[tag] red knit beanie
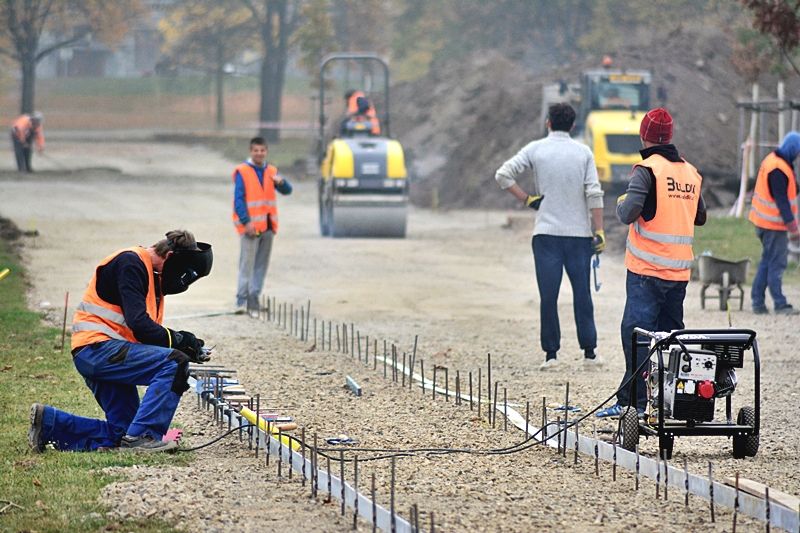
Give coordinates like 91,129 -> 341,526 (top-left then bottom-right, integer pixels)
639,107 -> 673,144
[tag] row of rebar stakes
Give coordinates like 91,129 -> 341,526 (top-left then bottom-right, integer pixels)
259,296 -> 439,532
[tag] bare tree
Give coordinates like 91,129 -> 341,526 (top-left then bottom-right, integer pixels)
0,1 -> 143,113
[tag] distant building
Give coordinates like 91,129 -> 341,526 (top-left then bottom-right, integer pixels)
37,0 -> 172,79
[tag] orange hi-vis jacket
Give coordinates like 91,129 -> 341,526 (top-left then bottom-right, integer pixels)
232,163 -> 279,235
749,152 -> 798,231
625,154 -> 703,282
11,114 -> 44,148
346,91 -> 381,135
71,247 -> 164,351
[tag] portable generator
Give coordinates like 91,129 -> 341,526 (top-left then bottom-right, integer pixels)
618,328 -> 760,460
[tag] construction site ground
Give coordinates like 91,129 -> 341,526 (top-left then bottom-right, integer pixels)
2,139 -> 796,531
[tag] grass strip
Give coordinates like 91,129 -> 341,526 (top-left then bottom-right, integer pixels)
0,229 -> 185,532
694,215 -> 799,283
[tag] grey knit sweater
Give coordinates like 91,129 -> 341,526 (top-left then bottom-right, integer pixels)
495,131 -> 604,237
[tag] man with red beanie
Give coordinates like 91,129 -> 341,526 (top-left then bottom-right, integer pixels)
597,107 -> 707,418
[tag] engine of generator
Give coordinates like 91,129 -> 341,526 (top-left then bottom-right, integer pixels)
649,346 -> 739,422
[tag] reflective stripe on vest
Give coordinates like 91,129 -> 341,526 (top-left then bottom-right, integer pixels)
76,301 -> 127,326
748,152 -> 798,231
626,239 -> 694,269
232,163 -> 279,235
624,153 -> 702,282
70,247 -> 164,351
72,321 -> 128,341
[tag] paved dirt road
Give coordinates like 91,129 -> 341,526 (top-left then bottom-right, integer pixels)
2,140 -> 795,531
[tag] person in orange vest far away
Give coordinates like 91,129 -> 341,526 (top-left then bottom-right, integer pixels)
341,89 -> 381,136
232,136 -> 292,317
28,230 -> 213,453
749,132 -> 800,315
597,107 -> 707,418
10,111 -> 44,172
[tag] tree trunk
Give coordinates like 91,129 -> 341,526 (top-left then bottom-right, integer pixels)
20,53 -> 37,114
258,0 -> 290,143
215,40 -> 225,130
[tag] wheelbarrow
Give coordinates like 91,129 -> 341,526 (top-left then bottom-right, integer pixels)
698,255 -> 749,311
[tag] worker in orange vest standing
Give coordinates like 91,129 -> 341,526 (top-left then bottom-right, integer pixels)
10,111 -> 44,172
749,132 -> 800,315
597,108 -> 707,418
232,136 -> 292,317
28,230 -> 213,452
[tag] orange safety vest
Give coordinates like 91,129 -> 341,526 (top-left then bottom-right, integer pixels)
11,115 -> 44,148
232,163 -> 279,235
748,152 -> 798,231
625,154 -> 703,282
346,91 -> 381,135
71,247 -> 164,351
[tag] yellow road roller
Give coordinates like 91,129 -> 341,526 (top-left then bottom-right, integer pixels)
317,53 -> 409,238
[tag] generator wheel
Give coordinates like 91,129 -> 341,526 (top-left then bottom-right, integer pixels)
658,434 -> 674,460
618,409 -> 640,452
732,406 -> 759,458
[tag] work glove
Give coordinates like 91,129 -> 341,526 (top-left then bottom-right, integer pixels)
173,330 -> 209,363
592,230 -> 606,254
616,193 -> 628,205
525,194 -> 544,210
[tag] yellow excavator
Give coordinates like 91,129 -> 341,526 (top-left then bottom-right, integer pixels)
316,53 -> 409,238
542,65 -> 652,187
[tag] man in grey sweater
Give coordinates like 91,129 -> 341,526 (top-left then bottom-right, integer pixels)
495,103 -> 605,370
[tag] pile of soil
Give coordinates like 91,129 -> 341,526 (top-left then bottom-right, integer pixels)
393,24 -> 798,210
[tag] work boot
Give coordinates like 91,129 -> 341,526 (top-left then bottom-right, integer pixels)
752,306 -> 768,315
28,403 -> 45,453
119,434 -> 178,453
775,304 -> 800,316
582,354 -> 604,369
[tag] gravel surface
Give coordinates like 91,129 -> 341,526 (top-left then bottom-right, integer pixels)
3,140 -> 794,531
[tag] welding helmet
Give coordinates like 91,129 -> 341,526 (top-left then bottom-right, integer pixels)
161,241 -> 213,295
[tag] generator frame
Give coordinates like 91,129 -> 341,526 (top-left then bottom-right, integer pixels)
623,327 -> 760,459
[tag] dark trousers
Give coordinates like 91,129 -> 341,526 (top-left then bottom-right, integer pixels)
617,271 -> 687,409
11,133 -> 31,172
532,234 -> 596,357
751,227 -> 789,310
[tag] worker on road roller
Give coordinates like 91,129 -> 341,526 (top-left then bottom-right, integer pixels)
28,230 -> 213,453
341,89 -> 381,136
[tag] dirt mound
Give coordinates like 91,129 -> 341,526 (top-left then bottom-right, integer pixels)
394,51 -> 541,209
394,25 -> 798,209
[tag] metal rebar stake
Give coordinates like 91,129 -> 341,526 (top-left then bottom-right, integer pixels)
350,323 -> 355,356
573,419 -> 579,465
733,472 -> 739,532
656,457 -> 661,499
563,382 -> 570,455
765,486 -> 770,533
492,381 -> 499,429
709,461 -> 715,523
371,473 -> 377,533
469,371 -> 473,410
612,442 -> 617,481
402,353 -> 406,387
487,353 -> 492,423
556,416 -> 561,455
664,458 -> 668,501
390,457 -> 397,533
635,445 -> 640,491
266,420 -> 271,465
683,458 -> 689,507
255,394 -> 260,459
594,423 -> 599,476
326,455 -> 332,503
420,359 -> 425,395
301,426 -> 306,485
340,450 -> 346,515
445,367 -> 449,401
503,387 -> 508,431
278,428 -> 283,477
353,455 -> 359,530
432,366 -> 437,400
455,371 -> 460,405
477,369 -> 482,418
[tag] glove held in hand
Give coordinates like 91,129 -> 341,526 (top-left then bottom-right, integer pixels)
173,330 -> 207,363
525,194 -> 544,210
